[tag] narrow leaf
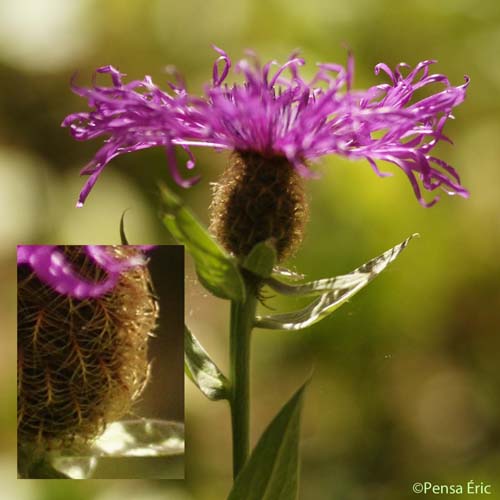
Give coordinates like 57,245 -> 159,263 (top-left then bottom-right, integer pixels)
160,184 -> 245,302
227,381 -> 307,500
242,241 -> 277,278
256,234 -> 417,331
119,210 -> 130,245
185,325 -> 230,401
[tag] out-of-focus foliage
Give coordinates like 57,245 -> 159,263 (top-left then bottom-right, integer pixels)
2,0 -> 500,497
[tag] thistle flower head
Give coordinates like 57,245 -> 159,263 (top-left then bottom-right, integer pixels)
63,46 -> 469,208
17,246 -> 158,450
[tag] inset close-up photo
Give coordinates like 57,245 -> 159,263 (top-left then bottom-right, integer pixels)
17,244 -> 184,479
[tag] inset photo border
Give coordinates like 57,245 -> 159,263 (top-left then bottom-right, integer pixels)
17,245 -> 184,479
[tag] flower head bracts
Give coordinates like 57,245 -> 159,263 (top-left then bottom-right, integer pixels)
63,47 -> 469,207
17,245 -> 154,299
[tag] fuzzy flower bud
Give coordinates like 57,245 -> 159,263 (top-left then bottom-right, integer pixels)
210,152 -> 308,261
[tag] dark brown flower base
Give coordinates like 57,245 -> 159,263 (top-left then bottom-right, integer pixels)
210,151 -> 309,263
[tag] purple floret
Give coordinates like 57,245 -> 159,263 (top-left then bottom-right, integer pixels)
17,245 -> 153,299
63,46 -> 469,207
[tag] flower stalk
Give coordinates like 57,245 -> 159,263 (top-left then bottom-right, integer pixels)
229,275 -> 259,478
18,445 -> 70,479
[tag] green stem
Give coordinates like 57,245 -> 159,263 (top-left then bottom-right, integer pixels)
229,277 -> 259,479
18,446 -> 70,478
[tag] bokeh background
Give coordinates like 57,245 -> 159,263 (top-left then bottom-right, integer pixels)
1,0 -> 499,498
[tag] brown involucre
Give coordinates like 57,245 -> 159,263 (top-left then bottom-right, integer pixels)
17,246 -> 158,450
210,151 -> 309,262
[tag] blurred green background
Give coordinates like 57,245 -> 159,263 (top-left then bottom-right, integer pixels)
2,0 -> 499,498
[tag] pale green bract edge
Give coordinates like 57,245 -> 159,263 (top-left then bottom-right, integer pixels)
185,325 -> 230,401
227,381 -> 307,500
159,184 -> 245,302
255,234 -> 418,331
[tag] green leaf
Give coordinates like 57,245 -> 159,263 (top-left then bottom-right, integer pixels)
185,325 -> 230,401
256,234 -> 417,331
228,381 -> 307,500
160,184 -> 245,302
242,241 -> 277,278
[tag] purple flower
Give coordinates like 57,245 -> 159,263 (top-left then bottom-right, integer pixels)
17,245 -> 154,299
63,47 -> 469,207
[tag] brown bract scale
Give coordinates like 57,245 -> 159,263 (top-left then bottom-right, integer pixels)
210,152 -> 309,263
17,246 -> 158,451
